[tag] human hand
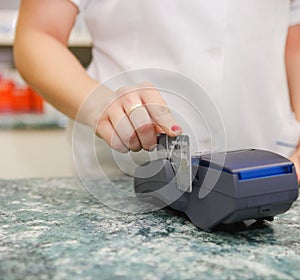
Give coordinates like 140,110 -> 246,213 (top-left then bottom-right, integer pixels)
289,141 -> 300,184
95,82 -> 183,153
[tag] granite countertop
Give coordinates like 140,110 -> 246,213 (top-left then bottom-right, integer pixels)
0,177 -> 299,280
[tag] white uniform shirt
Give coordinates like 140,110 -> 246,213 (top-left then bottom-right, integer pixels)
70,0 -> 300,174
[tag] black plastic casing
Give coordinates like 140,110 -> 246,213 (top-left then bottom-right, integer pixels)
134,149 -> 299,231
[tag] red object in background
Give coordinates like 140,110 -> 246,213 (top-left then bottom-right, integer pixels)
12,87 -> 31,113
0,78 -> 44,114
28,88 -> 44,113
0,79 -> 15,113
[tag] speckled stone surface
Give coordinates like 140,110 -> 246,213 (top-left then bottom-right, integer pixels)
0,177 -> 299,280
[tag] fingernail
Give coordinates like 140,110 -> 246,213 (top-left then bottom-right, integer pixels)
171,125 -> 182,132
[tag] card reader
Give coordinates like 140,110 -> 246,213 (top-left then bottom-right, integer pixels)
134,135 -> 299,232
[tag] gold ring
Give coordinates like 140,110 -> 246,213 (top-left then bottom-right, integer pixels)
127,104 -> 144,116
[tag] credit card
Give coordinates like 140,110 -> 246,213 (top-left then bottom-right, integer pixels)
157,134 -> 192,192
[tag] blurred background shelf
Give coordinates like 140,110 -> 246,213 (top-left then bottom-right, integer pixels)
0,8 -> 92,67
0,0 -> 91,178
0,112 -> 68,129
0,10 -> 93,47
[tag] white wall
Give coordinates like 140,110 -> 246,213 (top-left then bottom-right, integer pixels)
0,130 -> 74,178
0,0 -> 19,9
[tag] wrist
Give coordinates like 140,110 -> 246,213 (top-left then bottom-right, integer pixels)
75,83 -> 115,131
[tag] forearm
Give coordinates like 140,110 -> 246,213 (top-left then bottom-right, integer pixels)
14,30 -> 99,122
285,25 -> 300,122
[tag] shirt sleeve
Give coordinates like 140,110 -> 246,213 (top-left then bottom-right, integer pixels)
290,0 -> 300,26
69,0 -> 89,11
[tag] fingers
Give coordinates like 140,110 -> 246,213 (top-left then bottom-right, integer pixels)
123,95 -> 157,151
108,105 -> 142,152
139,83 -> 183,136
96,119 -> 129,153
95,82 -> 182,152
97,101 -> 156,152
